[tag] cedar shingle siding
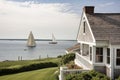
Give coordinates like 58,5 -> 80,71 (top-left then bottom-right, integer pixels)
77,16 -> 94,43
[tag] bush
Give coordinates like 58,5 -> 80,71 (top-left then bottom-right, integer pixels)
65,70 -> 110,80
57,55 -> 62,58
61,53 -> 75,64
117,76 -> 120,80
0,62 -> 58,76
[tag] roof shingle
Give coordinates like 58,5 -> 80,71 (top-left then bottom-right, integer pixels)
86,13 -> 120,44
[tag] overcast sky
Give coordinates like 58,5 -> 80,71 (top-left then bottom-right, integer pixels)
0,0 -> 120,40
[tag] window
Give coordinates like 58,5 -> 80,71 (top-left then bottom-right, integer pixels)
83,21 -> 85,33
107,48 -> 110,64
96,47 -> 103,62
90,47 -> 92,61
79,45 -> 81,55
116,49 -> 120,65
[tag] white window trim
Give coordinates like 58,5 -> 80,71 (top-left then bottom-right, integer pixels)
94,63 -> 105,66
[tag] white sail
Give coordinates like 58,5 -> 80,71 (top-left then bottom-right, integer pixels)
27,31 -> 36,47
49,34 -> 57,44
52,34 -> 56,42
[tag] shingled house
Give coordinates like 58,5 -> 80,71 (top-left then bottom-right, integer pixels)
75,6 -> 120,79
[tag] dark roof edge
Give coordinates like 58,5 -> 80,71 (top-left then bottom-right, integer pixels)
89,13 -> 120,15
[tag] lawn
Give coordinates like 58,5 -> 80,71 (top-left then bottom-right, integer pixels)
0,67 -> 59,80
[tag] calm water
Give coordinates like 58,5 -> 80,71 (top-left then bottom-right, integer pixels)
0,40 -> 76,61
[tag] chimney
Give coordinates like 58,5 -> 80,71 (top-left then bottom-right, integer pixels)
83,6 -> 94,14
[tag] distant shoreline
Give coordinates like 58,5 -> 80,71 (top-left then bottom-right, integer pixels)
0,39 -> 76,41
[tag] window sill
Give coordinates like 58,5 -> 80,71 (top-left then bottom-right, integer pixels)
94,63 -> 105,66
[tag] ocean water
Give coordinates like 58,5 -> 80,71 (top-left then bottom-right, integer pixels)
0,40 -> 76,61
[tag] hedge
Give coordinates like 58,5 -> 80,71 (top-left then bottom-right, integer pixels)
65,70 -> 110,80
0,62 -> 58,76
61,53 -> 75,64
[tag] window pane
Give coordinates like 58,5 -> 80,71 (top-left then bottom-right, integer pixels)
107,48 -> 110,64
117,49 -> 120,57
96,47 -> 103,62
116,49 -> 120,65
100,48 -> 103,55
90,47 -> 92,61
90,47 -> 92,54
107,57 -> 110,64
83,22 -> 85,33
96,56 -> 103,62
116,58 -> 120,65
90,55 -> 92,61
96,48 -> 103,55
107,48 -> 110,56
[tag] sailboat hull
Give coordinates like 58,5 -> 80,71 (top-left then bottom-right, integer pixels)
27,44 -> 36,47
49,42 -> 57,44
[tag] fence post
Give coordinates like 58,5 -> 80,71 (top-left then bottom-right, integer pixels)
59,67 -> 68,80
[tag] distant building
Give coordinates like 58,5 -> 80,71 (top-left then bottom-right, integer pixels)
75,6 -> 120,79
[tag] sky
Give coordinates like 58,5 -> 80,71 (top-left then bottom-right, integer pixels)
0,0 -> 120,40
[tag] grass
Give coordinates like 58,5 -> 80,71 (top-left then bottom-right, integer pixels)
0,67 -> 59,80
0,58 -> 60,69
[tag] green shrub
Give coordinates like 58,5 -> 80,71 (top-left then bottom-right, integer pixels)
61,53 -> 75,64
0,62 -> 58,76
57,55 -> 62,58
117,76 -> 120,80
65,74 -> 82,80
65,70 -> 110,80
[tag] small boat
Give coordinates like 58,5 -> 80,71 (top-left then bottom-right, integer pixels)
27,31 -> 36,47
24,49 -> 27,51
49,34 -> 57,44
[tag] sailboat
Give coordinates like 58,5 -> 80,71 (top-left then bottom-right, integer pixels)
27,31 -> 36,47
49,34 -> 57,44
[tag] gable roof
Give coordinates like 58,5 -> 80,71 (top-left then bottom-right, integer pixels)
86,13 -> 120,45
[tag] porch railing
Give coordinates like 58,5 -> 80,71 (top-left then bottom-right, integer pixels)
75,52 -> 93,69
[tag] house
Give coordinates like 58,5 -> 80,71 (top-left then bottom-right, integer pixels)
75,6 -> 120,79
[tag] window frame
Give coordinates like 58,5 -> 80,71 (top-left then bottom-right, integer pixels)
95,47 -> 103,63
